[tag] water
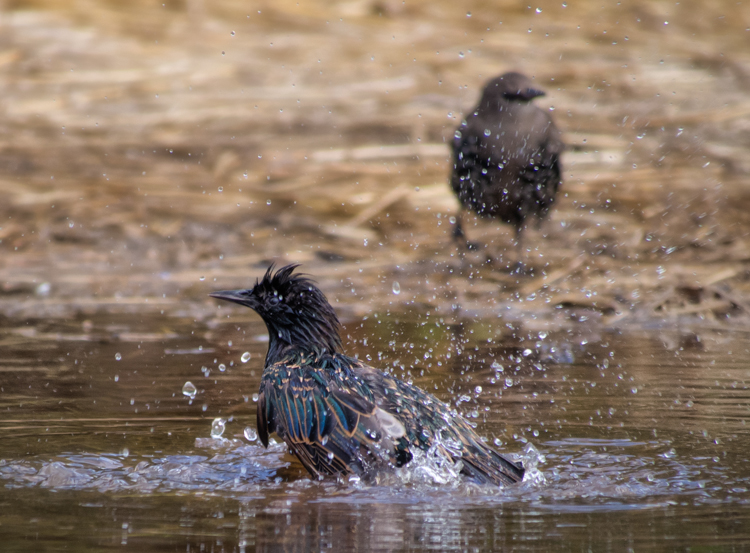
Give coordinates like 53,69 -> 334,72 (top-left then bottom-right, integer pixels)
2,314 -> 749,551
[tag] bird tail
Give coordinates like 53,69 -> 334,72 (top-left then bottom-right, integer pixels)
461,446 -> 525,486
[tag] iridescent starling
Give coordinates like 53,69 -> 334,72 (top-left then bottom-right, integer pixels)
451,72 -> 563,251
210,264 -> 524,485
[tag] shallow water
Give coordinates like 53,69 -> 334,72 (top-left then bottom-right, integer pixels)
2,314 -> 750,551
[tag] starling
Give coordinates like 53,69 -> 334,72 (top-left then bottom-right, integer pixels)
451,71 -> 563,253
210,264 -> 524,486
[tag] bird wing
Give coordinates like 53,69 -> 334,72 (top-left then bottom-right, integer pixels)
256,361 -> 409,478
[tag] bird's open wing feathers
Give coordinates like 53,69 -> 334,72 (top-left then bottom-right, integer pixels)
257,362 -> 408,477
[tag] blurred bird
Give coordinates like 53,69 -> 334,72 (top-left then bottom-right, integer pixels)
210,264 -> 524,486
450,72 -> 563,258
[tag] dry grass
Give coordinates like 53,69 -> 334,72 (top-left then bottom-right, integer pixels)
0,0 -> 749,328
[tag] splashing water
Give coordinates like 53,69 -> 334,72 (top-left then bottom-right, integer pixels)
182,381 -> 197,399
0,442 -> 288,493
519,442 -> 547,486
244,427 -> 258,442
210,418 -> 226,438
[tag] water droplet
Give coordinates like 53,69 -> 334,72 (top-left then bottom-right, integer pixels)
327,451 -> 335,461
69,221 -> 75,228
454,130 -> 462,139
115,353 -> 122,361
199,276 -> 205,281
230,30 -> 235,36
241,352 -> 252,363
474,386 -> 482,394
662,448 -> 677,459
484,128 -> 491,136
36,282 -> 51,296
266,200 -> 272,205
535,7 -> 542,13
321,435 -> 329,446
458,52 -> 465,58
466,11 -> 471,17
243,427 -> 258,442
493,437 -> 503,446
392,282 -> 401,295
210,418 -> 226,438
218,186 -> 223,192
114,375 -> 119,382
182,381 -> 197,399
219,363 -> 226,372
505,377 -> 514,387
252,393 -> 259,402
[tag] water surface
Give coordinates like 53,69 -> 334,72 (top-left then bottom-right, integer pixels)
2,314 -> 749,551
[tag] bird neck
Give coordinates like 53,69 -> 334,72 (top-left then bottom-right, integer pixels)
478,95 -> 508,113
263,319 -> 343,366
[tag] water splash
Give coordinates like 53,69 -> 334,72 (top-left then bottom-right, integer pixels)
210,418 -> 226,438
182,381 -> 197,399
0,441 -> 288,493
519,442 -> 547,486
244,427 -> 258,442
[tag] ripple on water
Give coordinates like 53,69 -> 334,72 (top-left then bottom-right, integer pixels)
0,439 -> 288,494
1,436 -> 748,509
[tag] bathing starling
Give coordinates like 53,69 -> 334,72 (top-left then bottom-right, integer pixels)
451,72 -> 563,252
210,264 -> 524,486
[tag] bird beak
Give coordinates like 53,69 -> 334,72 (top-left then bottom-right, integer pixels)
521,88 -> 545,100
209,289 -> 253,307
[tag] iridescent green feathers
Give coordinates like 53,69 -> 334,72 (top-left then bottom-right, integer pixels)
211,264 -> 524,485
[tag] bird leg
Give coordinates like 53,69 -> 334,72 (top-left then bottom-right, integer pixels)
452,210 -> 482,252
509,226 -> 529,275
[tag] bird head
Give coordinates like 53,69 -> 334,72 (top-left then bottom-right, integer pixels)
480,72 -> 545,106
210,264 -> 342,357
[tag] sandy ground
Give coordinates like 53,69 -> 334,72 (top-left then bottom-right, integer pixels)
1,0 -> 749,329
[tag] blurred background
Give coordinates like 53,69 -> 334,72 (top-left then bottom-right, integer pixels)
1,0 -> 749,326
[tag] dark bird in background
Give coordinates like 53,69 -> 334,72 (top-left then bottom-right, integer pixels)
450,71 -> 564,258
210,264 -> 524,486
